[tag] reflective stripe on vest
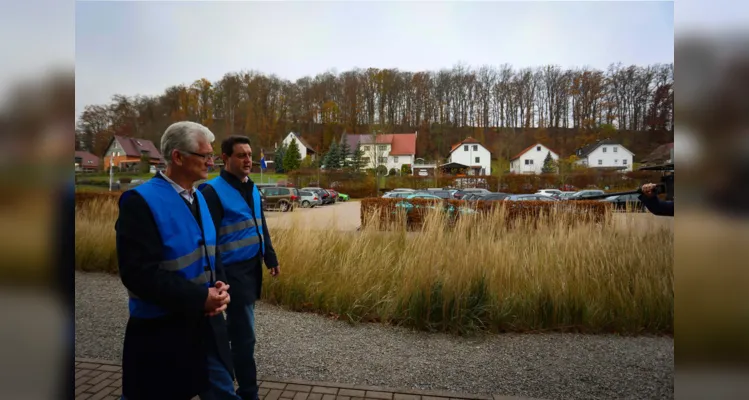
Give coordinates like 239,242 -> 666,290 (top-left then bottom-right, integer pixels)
204,175 -> 265,265
123,177 -> 217,318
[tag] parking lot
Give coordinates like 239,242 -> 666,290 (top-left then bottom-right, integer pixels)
265,200 -> 361,231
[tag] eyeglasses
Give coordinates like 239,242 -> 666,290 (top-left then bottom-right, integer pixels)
180,150 -> 214,162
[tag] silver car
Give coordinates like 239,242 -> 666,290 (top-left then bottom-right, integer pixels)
299,190 -> 322,208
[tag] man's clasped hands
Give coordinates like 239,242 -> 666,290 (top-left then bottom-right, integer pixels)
205,281 -> 231,317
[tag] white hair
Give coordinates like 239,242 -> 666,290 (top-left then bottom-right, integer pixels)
161,121 -> 215,164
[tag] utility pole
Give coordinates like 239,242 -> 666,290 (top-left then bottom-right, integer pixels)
108,153 -> 114,192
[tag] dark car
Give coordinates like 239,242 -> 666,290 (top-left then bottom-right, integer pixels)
600,193 -> 645,211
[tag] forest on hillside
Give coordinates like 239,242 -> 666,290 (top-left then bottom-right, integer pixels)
75,62 -> 673,161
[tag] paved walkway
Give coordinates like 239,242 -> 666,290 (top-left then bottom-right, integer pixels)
75,358 -> 540,400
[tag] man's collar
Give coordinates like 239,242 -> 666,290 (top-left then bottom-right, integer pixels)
220,168 -> 252,185
158,170 -> 195,195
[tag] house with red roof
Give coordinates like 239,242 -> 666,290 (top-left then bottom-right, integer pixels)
441,137 -> 491,176
75,151 -> 100,172
341,132 -> 417,174
102,135 -> 165,171
510,143 -> 560,174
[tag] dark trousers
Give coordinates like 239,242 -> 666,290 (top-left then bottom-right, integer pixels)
226,300 -> 258,400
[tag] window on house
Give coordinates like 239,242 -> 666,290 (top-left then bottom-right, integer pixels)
363,146 -> 370,151
475,157 -> 480,163
598,159 -> 603,165
622,159 -> 628,165
393,156 -> 399,162
602,147 -> 607,153
473,145 -> 478,151
613,147 -> 618,153
525,159 -> 533,165
378,145 -> 387,151
378,157 -> 387,164
464,145 -> 468,151
615,159 -> 618,164
537,146 -> 541,151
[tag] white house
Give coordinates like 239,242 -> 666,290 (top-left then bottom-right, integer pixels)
510,143 -> 560,174
281,132 -> 317,161
341,132 -> 418,173
443,137 -> 491,176
574,139 -> 634,171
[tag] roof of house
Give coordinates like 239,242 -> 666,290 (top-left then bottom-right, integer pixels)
575,138 -> 632,158
110,135 -> 163,160
449,137 -> 483,153
75,151 -> 100,167
341,133 -> 417,156
288,132 -> 315,152
510,143 -> 559,161
642,142 -> 674,163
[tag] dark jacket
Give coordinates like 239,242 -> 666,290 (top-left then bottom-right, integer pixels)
200,169 -> 278,304
639,194 -> 674,217
116,173 -> 233,400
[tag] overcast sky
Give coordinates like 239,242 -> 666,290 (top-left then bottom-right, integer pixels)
70,0 -> 683,120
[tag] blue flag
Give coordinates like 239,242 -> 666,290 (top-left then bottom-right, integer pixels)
260,150 -> 267,170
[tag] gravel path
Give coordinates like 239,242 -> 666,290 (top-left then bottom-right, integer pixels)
76,271 -> 673,400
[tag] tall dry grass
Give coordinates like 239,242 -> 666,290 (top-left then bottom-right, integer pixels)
76,195 -> 673,335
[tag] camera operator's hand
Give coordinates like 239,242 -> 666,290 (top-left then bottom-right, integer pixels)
641,183 -> 657,198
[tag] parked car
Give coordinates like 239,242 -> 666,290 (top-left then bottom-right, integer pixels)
299,190 -> 322,208
382,191 -> 412,199
302,187 -> 333,204
326,189 -> 339,202
425,189 -> 456,199
568,190 -> 606,200
337,193 -> 350,201
600,193 -> 645,211
455,188 -> 492,200
504,194 -> 558,201
536,189 -> 562,197
259,186 -> 299,212
476,193 -> 509,202
552,191 -> 577,200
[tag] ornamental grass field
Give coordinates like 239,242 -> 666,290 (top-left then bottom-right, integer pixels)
75,193 -> 673,335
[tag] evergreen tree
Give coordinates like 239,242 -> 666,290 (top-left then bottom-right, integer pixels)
283,138 -> 302,172
350,142 -> 364,171
325,141 -> 341,170
542,151 -> 556,174
274,143 -> 287,173
339,133 -> 351,168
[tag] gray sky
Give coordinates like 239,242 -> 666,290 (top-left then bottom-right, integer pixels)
71,0 -> 680,120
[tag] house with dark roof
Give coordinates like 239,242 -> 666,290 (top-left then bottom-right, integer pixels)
641,142 -> 673,166
75,151 -> 100,172
340,132 -> 418,174
441,137 -> 492,176
281,132 -> 317,161
574,138 -> 634,171
102,135 -> 165,171
509,143 -> 559,174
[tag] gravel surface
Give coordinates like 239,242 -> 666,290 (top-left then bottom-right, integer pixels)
76,271 -> 673,400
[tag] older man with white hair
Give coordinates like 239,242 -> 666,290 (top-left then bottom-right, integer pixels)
116,121 -> 241,400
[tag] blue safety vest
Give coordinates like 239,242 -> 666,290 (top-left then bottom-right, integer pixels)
202,176 -> 265,265
121,177 -> 217,319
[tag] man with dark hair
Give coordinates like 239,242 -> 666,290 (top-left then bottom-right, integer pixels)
199,135 -> 279,400
639,182 -> 674,216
